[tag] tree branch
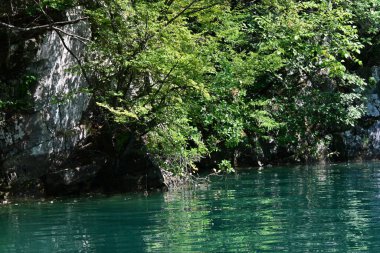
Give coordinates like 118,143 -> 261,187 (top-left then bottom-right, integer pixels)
54,29 -> 91,87
185,3 -> 220,15
52,26 -> 91,44
0,18 -> 88,32
165,0 -> 199,27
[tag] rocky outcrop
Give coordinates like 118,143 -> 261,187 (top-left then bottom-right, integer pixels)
0,7 -> 168,199
342,67 -> 380,160
0,7 -> 94,197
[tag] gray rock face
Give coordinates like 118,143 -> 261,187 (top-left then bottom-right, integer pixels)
0,7 -> 92,195
366,94 -> 380,118
343,67 -> 380,159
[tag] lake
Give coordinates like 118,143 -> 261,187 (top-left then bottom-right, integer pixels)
1,162 -> 380,252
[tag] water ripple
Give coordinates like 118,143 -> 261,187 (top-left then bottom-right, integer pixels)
1,162 -> 380,252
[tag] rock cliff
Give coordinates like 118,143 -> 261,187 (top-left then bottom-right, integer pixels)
0,7 -> 96,197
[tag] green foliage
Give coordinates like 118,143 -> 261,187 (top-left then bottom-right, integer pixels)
240,0 -> 367,160
0,74 -> 37,111
45,0 -> 77,9
19,0 -> 78,15
349,0 -> 380,40
84,0 -> 371,174
217,160 -> 235,173
85,0 -> 229,173
146,114 -> 208,175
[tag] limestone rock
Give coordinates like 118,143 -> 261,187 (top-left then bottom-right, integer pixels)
0,7 -> 93,196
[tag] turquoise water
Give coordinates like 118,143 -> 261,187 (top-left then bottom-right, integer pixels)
1,162 -> 380,252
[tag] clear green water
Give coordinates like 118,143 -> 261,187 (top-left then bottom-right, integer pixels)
2,162 -> 380,252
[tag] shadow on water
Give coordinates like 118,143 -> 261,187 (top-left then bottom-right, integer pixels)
1,162 -> 380,252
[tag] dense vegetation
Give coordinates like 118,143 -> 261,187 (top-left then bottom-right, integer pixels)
2,0 -> 380,176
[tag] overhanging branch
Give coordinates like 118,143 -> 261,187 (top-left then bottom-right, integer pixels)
52,26 -> 91,44
0,17 -> 88,32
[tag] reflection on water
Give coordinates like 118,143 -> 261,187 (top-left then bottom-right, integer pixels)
2,162 -> 380,252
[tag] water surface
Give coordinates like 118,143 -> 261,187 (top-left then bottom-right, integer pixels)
2,162 -> 380,252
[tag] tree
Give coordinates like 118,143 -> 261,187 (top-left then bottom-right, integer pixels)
85,0 -> 234,174
2,0 -> 372,175
240,0 -> 367,161
86,0 -> 370,172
